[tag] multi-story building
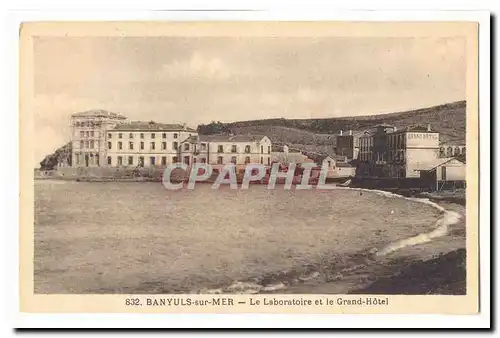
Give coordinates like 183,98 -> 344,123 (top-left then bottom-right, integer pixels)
70,110 -> 127,167
357,124 -> 440,178
70,109 -> 277,168
439,144 -> 466,158
105,121 -> 197,167
335,130 -> 358,161
180,134 -> 272,166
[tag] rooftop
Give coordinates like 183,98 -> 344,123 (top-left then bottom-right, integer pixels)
414,157 -> 464,171
183,134 -> 266,143
112,121 -> 197,132
71,110 -> 127,119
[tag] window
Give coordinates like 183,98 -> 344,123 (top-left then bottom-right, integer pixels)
107,156 -> 111,165
161,156 -> 167,165
217,156 -> 223,164
90,131 -> 94,137
184,143 -> 190,151
201,143 -> 207,151
80,141 -> 84,149
108,142 -> 112,149
129,133 -> 133,139
80,131 -> 84,138
267,157 -> 270,165
108,133 -> 112,139
85,131 -> 89,138
162,133 -> 166,139
261,146 -> 263,154
117,156 -> 123,165
184,156 -> 190,165
151,133 -> 156,139
218,145 -> 224,153
173,156 -> 178,163
200,158 -> 206,163
85,141 -> 89,149
245,156 -> 251,164
140,133 -> 144,139
260,156 -> 263,164
118,141 -> 123,150
140,142 -> 144,150
231,145 -> 237,153
150,156 -> 156,166
173,142 -> 178,150
268,146 -> 271,154
90,140 -> 94,148
139,156 -> 144,167
174,133 -> 178,139
462,147 -> 466,155
162,142 -> 167,150
454,147 -> 460,156
151,142 -> 155,150
245,145 -> 251,153
231,156 -> 237,164
118,133 -> 122,139
128,156 -> 133,165
129,142 -> 134,150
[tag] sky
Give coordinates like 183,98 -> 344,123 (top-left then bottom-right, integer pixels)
33,36 -> 466,161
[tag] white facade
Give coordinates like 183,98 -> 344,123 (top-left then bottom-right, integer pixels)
105,125 -> 197,167
181,135 -> 273,166
70,110 -> 126,167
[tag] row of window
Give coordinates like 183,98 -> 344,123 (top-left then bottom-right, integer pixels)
107,155 -> 272,166
109,132 -> 183,139
217,145 -> 271,154
440,147 -> 466,157
74,121 -> 102,127
109,141 -> 180,151
79,131 -> 98,138
79,140 -> 99,149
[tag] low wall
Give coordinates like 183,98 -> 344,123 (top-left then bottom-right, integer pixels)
53,166 -> 187,181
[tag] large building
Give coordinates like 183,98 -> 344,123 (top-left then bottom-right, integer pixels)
180,134 -> 272,166
69,110 -> 273,168
105,121 -> 197,167
357,124 -> 441,178
70,110 -> 127,167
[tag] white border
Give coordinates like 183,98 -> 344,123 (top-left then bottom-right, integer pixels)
2,4 -> 492,331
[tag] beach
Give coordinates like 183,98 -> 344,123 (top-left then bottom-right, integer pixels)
34,180 -> 463,294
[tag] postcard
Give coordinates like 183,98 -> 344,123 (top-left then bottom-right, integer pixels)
19,19 -> 481,316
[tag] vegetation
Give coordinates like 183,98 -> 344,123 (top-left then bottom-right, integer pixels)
40,142 -> 72,170
197,101 -> 466,153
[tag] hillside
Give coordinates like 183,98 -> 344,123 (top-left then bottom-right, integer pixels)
198,101 -> 466,149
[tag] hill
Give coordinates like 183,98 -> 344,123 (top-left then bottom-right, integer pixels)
197,101 -> 466,149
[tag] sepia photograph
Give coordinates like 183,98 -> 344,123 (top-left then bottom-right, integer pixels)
18,19 -> 481,315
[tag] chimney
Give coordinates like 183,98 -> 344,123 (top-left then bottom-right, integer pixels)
340,130 -> 343,136
349,130 -> 352,136
427,124 -> 431,132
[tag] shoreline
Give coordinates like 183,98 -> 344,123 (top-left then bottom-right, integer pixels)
190,189 -> 465,295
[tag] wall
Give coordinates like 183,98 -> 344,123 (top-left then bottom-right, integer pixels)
436,159 -> 466,181
191,137 -> 272,165
405,132 -> 440,178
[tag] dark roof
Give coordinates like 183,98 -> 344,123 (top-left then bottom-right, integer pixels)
111,121 -> 196,132
195,134 -> 266,143
71,110 -> 126,119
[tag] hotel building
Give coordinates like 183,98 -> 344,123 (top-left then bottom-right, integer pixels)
180,134 -> 273,166
106,122 -> 197,167
357,124 -> 441,178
